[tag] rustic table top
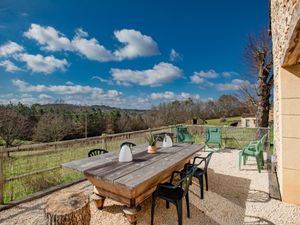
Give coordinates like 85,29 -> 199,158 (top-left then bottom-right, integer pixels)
63,143 -> 204,190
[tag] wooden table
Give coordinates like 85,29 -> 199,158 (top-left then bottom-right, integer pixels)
63,143 -> 204,224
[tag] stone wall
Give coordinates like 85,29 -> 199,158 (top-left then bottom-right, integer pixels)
271,0 -> 300,205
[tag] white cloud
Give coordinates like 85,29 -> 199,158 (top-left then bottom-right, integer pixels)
0,41 -> 24,57
0,60 -> 22,72
214,79 -> 251,91
23,24 -> 159,62
12,79 -> 122,98
18,53 -> 68,74
38,94 -> 53,99
0,93 -> 55,105
92,76 -> 114,85
12,79 -> 103,94
190,70 -> 219,84
190,70 -> 242,88
191,70 -> 239,83
110,62 -> 182,87
106,90 -> 122,98
169,49 -> 181,61
190,75 -> 205,84
72,31 -> 114,62
150,91 -> 200,101
151,91 -> 176,100
222,71 -> 239,77
114,29 -> 159,60
192,70 -> 218,80
65,81 -> 74,85
0,93 -> 36,105
74,28 -> 88,38
24,24 -> 73,51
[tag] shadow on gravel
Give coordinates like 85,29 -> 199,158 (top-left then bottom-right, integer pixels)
244,215 -> 275,225
208,168 -> 251,208
247,189 -> 270,203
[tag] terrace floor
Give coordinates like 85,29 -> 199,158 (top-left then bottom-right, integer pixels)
1,149 -> 300,225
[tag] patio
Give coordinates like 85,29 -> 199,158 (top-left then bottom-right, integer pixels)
1,149 -> 299,225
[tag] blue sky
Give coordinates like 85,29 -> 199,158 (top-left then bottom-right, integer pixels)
0,0 -> 268,109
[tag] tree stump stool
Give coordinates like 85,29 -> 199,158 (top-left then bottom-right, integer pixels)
44,191 -> 90,225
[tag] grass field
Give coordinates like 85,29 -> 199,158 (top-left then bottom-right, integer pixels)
206,116 -> 241,126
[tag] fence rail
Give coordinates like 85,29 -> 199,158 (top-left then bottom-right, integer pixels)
0,124 -> 270,205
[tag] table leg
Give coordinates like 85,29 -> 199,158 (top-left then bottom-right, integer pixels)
123,205 -> 141,225
92,186 -> 106,209
91,193 -> 106,210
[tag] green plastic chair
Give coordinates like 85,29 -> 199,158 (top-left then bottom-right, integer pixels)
239,134 -> 267,173
176,126 -> 194,144
205,127 -> 222,151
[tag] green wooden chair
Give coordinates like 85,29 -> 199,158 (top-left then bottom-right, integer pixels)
239,134 -> 267,173
176,126 -> 194,144
205,127 -> 222,151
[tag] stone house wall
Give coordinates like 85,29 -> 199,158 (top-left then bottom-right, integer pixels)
271,0 -> 300,205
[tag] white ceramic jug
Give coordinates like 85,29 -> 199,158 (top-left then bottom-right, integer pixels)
163,135 -> 173,147
118,145 -> 133,162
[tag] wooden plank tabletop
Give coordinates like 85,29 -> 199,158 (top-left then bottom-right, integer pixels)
63,143 -> 204,188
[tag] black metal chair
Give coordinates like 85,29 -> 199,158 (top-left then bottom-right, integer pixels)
183,152 -> 213,199
151,167 -> 196,225
88,148 -> 108,157
120,141 -> 136,148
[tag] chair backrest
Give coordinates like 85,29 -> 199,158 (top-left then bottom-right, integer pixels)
174,167 -> 196,197
88,148 -> 108,157
256,134 -> 268,153
203,152 -> 214,173
120,142 -> 136,148
205,127 -> 221,144
176,127 -> 192,143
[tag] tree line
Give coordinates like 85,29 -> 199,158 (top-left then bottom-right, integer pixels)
0,94 -> 251,147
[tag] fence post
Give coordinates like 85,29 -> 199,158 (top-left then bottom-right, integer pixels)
102,135 -> 107,151
0,151 -> 4,205
85,113 -> 88,139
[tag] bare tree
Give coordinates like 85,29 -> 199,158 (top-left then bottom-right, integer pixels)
238,83 -> 258,115
33,114 -> 73,142
244,30 -> 273,127
0,108 -> 29,147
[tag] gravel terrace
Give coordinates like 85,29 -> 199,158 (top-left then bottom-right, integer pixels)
1,149 -> 300,225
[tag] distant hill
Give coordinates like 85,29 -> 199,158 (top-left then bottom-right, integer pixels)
31,103 -> 147,114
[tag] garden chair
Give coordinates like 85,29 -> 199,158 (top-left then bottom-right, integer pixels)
239,134 -> 267,173
88,149 -> 108,157
182,152 -> 213,199
151,167 -> 196,225
176,126 -> 193,144
205,127 -> 222,151
120,141 -> 136,148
